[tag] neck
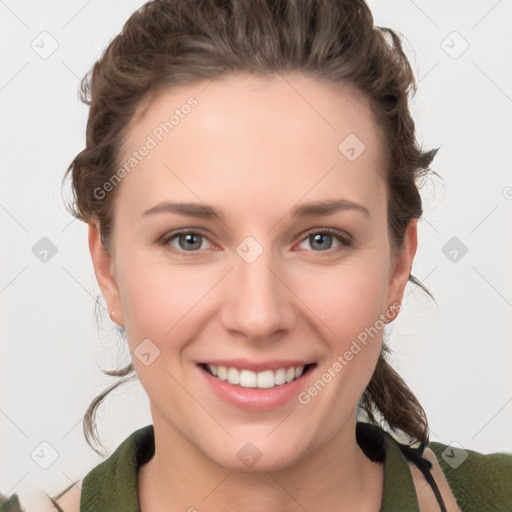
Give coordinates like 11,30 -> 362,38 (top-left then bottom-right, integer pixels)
138,410 -> 383,512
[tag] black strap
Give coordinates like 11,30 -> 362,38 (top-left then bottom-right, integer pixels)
356,422 -> 448,512
397,443 -> 448,512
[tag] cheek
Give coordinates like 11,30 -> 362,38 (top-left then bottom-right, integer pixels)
115,258 -> 210,404
117,247 -> 390,343
293,256 -> 390,404
298,259 -> 389,343
115,253 -> 203,350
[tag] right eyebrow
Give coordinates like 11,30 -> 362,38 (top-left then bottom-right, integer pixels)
142,201 -> 225,222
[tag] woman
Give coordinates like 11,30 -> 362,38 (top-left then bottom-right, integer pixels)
4,0 -> 510,511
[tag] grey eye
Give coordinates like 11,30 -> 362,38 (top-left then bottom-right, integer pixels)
177,233 -> 204,251
308,233 -> 335,251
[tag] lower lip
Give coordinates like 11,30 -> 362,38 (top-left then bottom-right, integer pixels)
198,365 -> 316,412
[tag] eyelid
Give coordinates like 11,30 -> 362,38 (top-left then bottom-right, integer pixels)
159,228 -> 217,252
159,227 -> 353,255
295,227 -> 353,254
299,227 -> 353,246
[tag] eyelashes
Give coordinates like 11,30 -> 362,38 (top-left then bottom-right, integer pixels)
160,230 -> 214,253
297,228 -> 353,252
159,228 -> 353,257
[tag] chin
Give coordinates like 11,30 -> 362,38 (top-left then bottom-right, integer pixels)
202,433 -> 311,474
218,449 -> 301,473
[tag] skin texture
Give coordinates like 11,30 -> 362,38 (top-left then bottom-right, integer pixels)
89,73 -> 418,511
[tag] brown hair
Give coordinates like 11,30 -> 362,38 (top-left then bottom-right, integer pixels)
63,0 -> 438,456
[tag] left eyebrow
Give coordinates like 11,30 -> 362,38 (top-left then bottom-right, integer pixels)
290,199 -> 371,219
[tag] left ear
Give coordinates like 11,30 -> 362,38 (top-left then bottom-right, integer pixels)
385,218 -> 418,310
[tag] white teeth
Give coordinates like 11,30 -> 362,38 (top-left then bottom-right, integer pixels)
217,365 -> 227,381
239,369 -> 257,388
257,370 -> 275,389
274,368 -> 286,385
205,364 -> 310,389
227,367 -> 240,385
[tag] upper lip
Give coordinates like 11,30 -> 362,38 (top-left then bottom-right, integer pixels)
199,359 -> 316,372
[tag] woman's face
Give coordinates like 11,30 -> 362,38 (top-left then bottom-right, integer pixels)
90,73 -> 416,471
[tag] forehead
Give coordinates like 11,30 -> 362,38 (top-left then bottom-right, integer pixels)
115,73 -> 387,217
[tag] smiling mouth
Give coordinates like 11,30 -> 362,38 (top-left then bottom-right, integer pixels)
199,363 -> 316,389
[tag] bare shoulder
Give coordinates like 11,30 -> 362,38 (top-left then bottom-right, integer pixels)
409,449 -> 462,512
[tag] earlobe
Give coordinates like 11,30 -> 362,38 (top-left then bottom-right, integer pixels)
88,222 -> 124,326
386,219 -> 418,313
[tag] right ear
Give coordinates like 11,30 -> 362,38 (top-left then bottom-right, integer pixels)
88,221 -> 124,326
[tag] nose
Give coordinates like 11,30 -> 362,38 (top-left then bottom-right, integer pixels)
220,244 -> 296,344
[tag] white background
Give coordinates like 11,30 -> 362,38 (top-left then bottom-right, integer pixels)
1,0 -> 511,508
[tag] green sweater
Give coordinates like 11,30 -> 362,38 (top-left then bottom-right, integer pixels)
3,422 -> 511,511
